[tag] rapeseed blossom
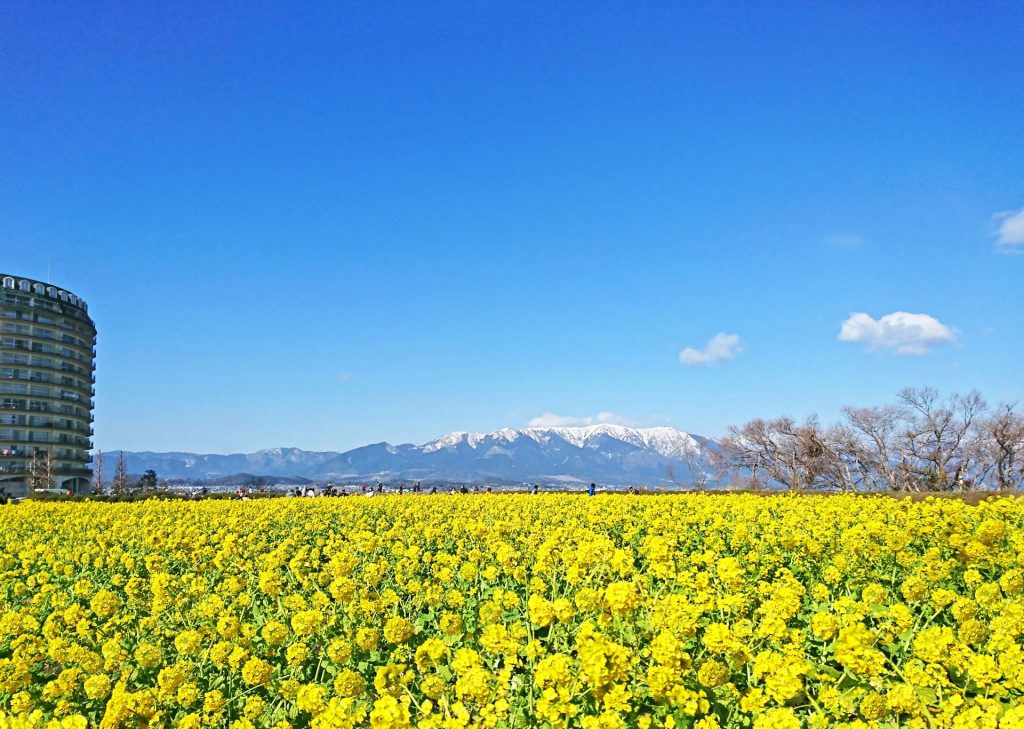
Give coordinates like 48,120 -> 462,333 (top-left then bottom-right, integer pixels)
0,493 -> 1023,727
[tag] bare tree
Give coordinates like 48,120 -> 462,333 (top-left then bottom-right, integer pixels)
683,441 -> 716,491
896,387 -> 987,491
112,451 -> 130,495
27,452 -> 41,492
718,388 -> 1002,493
817,423 -> 857,490
984,404 -> 1024,491
93,449 -> 104,495
721,418 -> 775,490
722,416 -> 840,490
29,449 -> 56,492
840,405 -> 902,490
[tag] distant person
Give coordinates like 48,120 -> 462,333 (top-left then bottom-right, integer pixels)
588,483 -> 596,497
429,485 -> 437,494
459,484 -> 468,494
398,483 -> 404,495
486,486 -> 492,493
531,484 -> 539,495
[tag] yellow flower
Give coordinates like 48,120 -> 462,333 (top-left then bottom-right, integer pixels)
697,659 -> 729,688
261,620 -> 289,645
374,663 -> 410,698
811,612 -> 839,640
296,684 -> 326,714
333,668 -> 366,698
134,642 -> 162,669
89,589 -> 121,619
286,642 -> 309,667
177,683 -> 200,706
753,707 -> 801,729
455,665 -> 492,704
84,673 -> 111,699
834,623 -> 887,677
204,689 -> 227,715
535,653 -> 573,689
414,638 -> 449,672
2,489 -> 1022,728
174,630 -> 203,655
603,582 -> 640,616
369,695 -> 412,729
439,612 -> 463,636
244,695 -> 266,719
383,616 -> 414,644
241,657 -> 274,686
291,609 -> 325,636
355,627 -> 380,651
529,594 -> 555,626
158,664 -> 187,692
420,674 -> 446,700
217,614 -> 241,639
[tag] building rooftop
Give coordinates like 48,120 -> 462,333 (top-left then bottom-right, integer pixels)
1,273 -> 90,314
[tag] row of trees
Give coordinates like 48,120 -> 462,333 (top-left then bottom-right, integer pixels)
717,387 -> 1024,492
25,449 -> 152,495
27,450 -> 56,491
92,450 -> 157,495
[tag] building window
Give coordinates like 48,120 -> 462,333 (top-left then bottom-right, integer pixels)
2,278 -> 13,288
18,280 -> 30,292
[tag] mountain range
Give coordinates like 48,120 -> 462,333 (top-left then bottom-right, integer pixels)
101,424 -> 719,486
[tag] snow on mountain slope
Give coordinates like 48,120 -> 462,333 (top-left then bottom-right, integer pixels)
420,425 -> 701,458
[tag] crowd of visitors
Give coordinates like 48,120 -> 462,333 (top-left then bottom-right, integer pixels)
273,481 -> 615,497
0,481 -> 635,504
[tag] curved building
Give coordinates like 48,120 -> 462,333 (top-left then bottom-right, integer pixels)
0,273 -> 95,497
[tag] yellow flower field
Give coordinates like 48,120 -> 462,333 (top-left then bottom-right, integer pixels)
1,494 -> 1023,729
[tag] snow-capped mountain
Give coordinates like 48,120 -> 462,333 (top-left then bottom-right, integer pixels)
105,426 -> 718,486
421,425 -> 701,458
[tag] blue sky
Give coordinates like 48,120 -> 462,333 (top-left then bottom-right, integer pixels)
2,2 -> 1022,453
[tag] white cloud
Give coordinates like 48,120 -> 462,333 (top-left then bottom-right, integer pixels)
679,332 -> 743,367
527,412 -> 631,428
526,412 -> 669,428
994,206 -> 1024,250
838,311 -> 957,355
